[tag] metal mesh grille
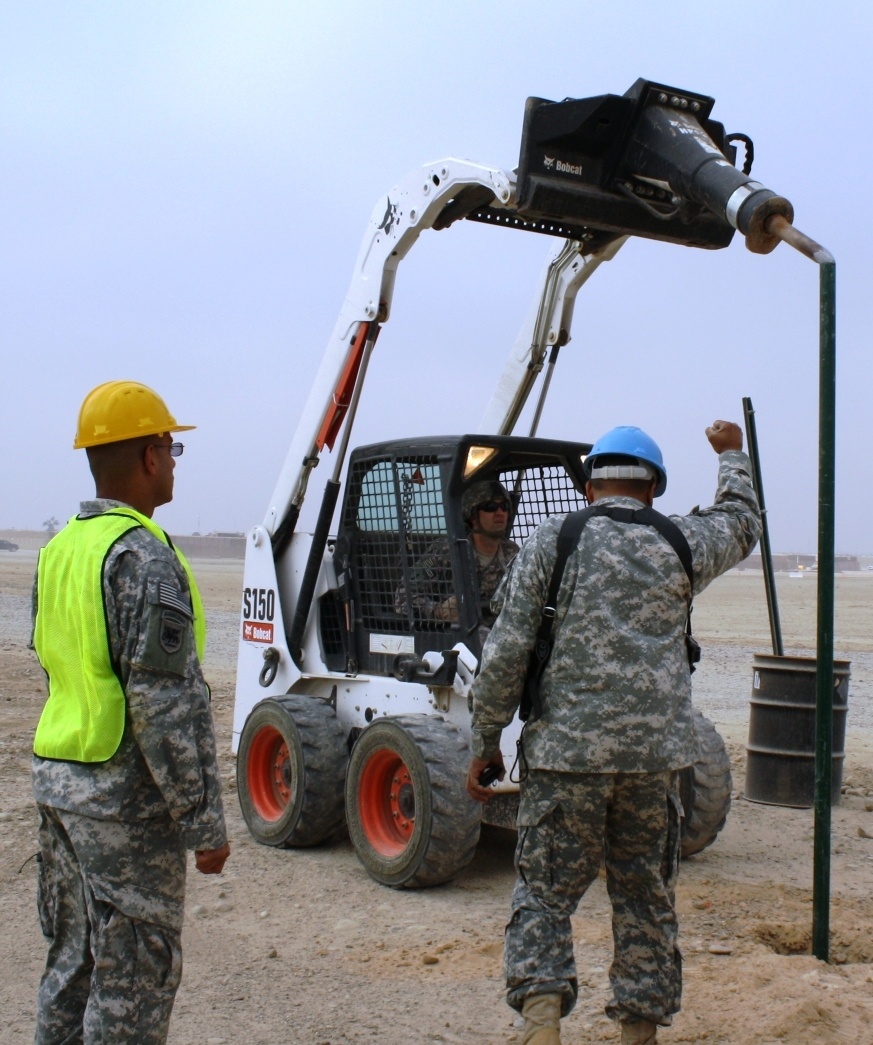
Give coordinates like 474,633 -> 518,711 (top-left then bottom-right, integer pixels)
317,590 -> 344,659
342,455 -> 586,636
346,456 -> 447,632
499,464 -> 588,542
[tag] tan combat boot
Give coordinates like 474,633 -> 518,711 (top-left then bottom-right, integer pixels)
520,993 -> 562,1045
620,1018 -> 658,1044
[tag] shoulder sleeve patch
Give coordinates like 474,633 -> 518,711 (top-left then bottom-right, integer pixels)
133,576 -> 194,676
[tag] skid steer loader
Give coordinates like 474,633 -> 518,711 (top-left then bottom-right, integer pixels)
232,78 -> 797,887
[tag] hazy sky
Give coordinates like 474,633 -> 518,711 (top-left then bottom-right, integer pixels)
2,1 -> 869,553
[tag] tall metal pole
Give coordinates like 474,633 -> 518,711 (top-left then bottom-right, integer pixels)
765,216 -> 836,961
813,258 -> 836,960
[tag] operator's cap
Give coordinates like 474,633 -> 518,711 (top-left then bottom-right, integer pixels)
74,380 -> 195,449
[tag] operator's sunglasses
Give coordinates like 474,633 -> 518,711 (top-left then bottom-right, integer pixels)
149,442 -> 185,457
478,499 -> 508,513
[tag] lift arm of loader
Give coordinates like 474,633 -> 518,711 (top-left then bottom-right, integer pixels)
479,234 -> 626,436
263,159 -> 514,543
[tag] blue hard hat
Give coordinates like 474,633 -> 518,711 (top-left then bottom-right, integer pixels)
584,425 -> 667,497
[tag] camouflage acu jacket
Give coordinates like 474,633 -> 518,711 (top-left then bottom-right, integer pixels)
395,537 -> 519,626
32,500 -> 227,852
470,451 -> 762,773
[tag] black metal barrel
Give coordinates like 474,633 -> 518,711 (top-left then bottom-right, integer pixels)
745,653 -> 850,808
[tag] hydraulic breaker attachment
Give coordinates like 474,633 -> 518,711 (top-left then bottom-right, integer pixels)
515,78 -> 793,254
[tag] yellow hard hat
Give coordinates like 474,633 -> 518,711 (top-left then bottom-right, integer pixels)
74,380 -> 195,449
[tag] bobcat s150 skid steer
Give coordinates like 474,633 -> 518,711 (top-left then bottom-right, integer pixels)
232,78 -> 798,887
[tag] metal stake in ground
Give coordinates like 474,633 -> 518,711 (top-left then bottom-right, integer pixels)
764,214 -> 837,964
742,396 -> 783,656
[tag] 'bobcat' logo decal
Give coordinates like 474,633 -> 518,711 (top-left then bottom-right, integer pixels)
378,198 -> 399,236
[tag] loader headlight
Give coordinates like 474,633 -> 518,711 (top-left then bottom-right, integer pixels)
463,445 -> 498,478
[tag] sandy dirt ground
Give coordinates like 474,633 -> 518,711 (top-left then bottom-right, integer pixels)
1,552 -> 872,1045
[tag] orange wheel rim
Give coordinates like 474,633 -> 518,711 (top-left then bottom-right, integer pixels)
247,725 -> 293,821
358,747 -> 416,857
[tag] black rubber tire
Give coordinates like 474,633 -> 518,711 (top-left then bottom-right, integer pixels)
679,708 -> 732,858
237,695 -> 348,848
345,714 -> 481,888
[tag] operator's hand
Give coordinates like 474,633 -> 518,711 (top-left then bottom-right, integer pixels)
466,754 -> 506,803
195,841 -> 230,874
706,420 -> 743,454
433,595 -> 459,622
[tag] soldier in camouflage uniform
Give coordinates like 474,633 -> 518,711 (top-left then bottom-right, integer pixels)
465,422 -> 761,1045
394,479 -> 519,628
31,381 -> 229,1044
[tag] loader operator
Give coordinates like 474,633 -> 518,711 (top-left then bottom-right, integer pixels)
465,422 -> 761,1045
394,479 -> 519,627
30,380 -> 229,1045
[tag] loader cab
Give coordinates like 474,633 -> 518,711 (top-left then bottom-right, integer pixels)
319,434 -> 592,677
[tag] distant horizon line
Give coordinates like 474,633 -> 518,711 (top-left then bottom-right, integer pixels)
2,526 -> 871,560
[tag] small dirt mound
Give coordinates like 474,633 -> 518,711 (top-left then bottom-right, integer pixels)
754,920 -> 873,963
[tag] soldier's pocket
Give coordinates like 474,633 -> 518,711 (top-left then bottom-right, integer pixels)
516,797 -> 560,889
663,785 -> 683,889
36,852 -> 56,940
134,920 -> 183,994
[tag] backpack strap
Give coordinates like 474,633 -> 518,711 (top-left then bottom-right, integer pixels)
519,504 -> 696,725
590,506 -> 698,670
513,503 -> 699,780
544,507 -> 596,617
618,506 -> 700,671
520,507 -> 594,723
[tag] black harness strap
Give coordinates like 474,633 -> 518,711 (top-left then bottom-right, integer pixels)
609,505 -> 694,588
519,507 -> 594,725
519,504 -> 696,725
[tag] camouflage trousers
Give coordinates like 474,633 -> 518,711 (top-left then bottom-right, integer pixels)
504,769 -> 683,1026
34,804 -> 187,1045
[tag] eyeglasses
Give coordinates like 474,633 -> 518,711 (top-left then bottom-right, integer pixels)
150,442 -> 185,457
477,500 -> 508,513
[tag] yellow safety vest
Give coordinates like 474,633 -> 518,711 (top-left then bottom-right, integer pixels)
33,508 -> 206,763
